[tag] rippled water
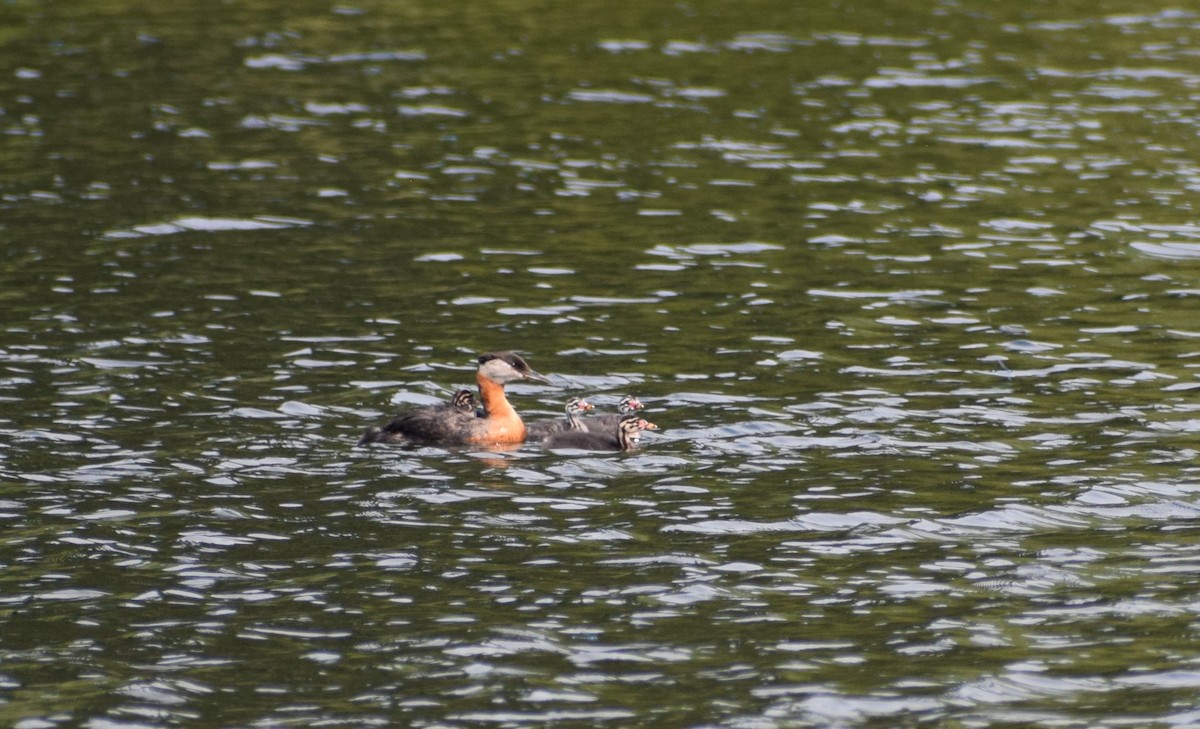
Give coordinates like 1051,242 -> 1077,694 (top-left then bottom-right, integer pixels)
6,0 -> 1200,726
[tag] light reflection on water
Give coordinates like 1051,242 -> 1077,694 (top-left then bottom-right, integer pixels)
6,0 -> 1200,726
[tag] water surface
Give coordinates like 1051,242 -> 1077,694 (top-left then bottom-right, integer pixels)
5,1 -> 1200,726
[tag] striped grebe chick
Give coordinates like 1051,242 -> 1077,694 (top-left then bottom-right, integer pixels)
544,413 -> 658,452
358,352 -> 548,446
525,397 -> 595,442
449,388 -> 478,415
582,395 -> 644,434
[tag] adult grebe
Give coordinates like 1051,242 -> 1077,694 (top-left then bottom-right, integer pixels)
358,352 -> 548,446
525,397 -> 595,442
544,413 -> 658,451
582,395 -> 644,434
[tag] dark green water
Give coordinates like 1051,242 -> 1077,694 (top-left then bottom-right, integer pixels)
6,0 -> 1200,726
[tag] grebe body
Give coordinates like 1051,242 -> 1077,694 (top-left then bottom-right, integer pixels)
525,397 -> 595,442
544,413 -> 657,452
358,352 -> 547,446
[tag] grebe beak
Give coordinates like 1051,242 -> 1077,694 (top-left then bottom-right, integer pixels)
522,369 -> 551,385
640,419 -> 659,430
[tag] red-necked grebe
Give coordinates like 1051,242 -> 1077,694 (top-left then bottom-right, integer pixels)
544,412 -> 658,451
358,352 -> 548,446
582,395 -> 644,434
526,397 -> 595,442
449,388 -> 477,415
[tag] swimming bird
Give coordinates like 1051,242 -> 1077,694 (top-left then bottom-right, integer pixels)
544,413 -> 658,451
525,397 -> 595,442
582,395 -> 644,434
358,352 -> 548,446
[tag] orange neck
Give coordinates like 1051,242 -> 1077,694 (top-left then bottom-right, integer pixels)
473,374 -> 527,444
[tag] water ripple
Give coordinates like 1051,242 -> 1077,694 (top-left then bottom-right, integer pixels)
6,2 -> 1200,727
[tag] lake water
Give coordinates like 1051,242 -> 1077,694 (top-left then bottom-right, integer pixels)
6,1 -> 1200,726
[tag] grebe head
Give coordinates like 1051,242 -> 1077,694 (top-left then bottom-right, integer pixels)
477,352 -> 550,385
564,396 -> 594,432
566,397 -> 594,416
450,389 -> 477,414
616,413 -> 656,448
617,395 -> 644,414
